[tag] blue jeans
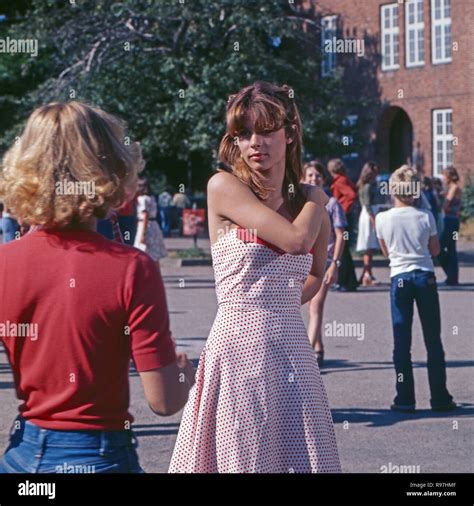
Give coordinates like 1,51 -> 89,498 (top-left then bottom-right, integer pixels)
390,270 -> 453,408
0,416 -> 144,473
96,218 -> 114,240
1,217 -> 20,243
439,215 -> 459,284
159,206 -> 171,236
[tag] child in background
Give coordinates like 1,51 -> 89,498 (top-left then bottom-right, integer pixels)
375,165 -> 456,413
134,177 -> 168,264
303,161 -> 347,367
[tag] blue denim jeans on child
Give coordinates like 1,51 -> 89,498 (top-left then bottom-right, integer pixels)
390,269 -> 453,408
0,415 -> 144,473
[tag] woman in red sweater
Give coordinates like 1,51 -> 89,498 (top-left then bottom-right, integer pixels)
0,101 -> 195,473
328,159 -> 359,291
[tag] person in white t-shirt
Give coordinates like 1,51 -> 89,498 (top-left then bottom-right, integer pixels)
375,165 -> 456,413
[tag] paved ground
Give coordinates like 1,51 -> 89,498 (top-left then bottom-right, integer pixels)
0,238 -> 473,473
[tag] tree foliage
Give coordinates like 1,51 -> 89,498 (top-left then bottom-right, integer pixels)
0,0 -> 367,191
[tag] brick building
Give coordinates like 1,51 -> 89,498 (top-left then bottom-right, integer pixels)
304,0 -> 473,181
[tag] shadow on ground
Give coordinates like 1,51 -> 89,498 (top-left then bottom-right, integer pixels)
321,359 -> 474,375
332,404 -> 474,427
132,422 -> 180,437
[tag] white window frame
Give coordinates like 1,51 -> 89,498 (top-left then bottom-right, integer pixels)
432,108 -> 453,177
321,15 -> 337,77
381,3 -> 400,71
405,0 -> 425,67
431,0 -> 452,64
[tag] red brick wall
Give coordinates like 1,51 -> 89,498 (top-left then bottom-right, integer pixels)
303,0 -> 473,181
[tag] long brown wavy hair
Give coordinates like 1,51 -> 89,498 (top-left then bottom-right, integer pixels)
218,81 -> 307,220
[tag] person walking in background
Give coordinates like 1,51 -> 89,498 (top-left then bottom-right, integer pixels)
0,101 -> 195,473
439,166 -> 462,286
171,190 -> 191,209
134,177 -> 168,264
422,177 -> 439,229
303,161 -> 347,368
375,165 -> 456,413
412,141 -> 425,175
433,177 -> 445,236
356,161 -> 380,286
171,190 -> 191,237
158,186 -> 173,237
328,158 -> 359,292
117,196 -> 138,245
0,206 -> 20,243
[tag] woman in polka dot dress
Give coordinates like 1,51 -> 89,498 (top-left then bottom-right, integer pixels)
169,81 -> 341,473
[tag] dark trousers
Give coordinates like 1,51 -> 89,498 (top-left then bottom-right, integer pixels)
96,219 -> 114,240
390,269 -> 452,407
439,216 -> 459,284
118,215 -> 138,245
337,211 -> 358,290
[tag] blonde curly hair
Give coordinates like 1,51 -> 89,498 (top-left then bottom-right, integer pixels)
0,101 -> 143,229
389,164 -> 420,205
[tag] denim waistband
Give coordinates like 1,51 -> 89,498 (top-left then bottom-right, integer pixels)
11,416 -> 136,449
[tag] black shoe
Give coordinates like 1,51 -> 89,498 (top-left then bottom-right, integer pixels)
441,280 -> 459,286
337,286 -> 358,292
390,403 -> 416,413
431,401 -> 457,412
315,350 -> 324,368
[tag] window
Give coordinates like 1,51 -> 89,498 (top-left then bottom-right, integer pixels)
381,4 -> 400,70
321,15 -> 337,76
432,109 -> 453,176
405,0 -> 424,66
431,0 -> 452,64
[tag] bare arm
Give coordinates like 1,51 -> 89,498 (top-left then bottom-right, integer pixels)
378,238 -> 389,257
141,212 -> 149,242
301,209 -> 331,304
139,353 -> 195,416
333,227 -> 345,263
428,235 -> 440,257
207,172 -> 328,255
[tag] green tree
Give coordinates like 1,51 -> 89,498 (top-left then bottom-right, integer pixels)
0,0 -> 369,192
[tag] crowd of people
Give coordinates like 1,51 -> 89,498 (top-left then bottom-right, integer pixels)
1,159 -> 462,290
300,158 -> 463,380
0,82 -> 464,474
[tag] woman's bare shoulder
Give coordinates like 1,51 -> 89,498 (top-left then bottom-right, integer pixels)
207,170 -> 239,193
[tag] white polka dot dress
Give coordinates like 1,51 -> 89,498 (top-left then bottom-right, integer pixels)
169,227 -> 341,473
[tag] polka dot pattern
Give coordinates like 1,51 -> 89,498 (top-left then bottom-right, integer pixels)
169,228 -> 341,473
